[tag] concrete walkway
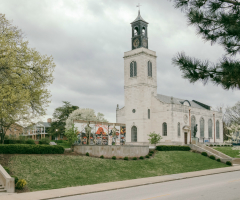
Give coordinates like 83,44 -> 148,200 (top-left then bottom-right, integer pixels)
2,165 -> 240,200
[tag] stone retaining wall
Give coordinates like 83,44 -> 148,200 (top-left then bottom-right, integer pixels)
0,165 -> 14,193
74,145 -> 149,158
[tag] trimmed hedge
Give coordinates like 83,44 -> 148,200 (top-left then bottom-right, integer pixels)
0,144 -> 64,154
156,145 -> 190,151
3,139 -> 35,144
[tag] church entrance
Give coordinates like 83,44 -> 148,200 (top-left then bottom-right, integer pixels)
184,132 -> 188,144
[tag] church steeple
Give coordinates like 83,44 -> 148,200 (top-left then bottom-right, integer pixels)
131,10 -> 149,50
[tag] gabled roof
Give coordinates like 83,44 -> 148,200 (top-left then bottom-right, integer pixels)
131,10 -> 148,24
156,94 -> 211,110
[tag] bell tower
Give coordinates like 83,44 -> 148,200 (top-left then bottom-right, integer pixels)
131,10 -> 149,50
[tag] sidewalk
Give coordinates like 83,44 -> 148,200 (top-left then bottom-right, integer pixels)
2,165 -> 240,200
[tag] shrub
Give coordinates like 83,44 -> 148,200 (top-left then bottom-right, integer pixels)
209,155 -> 215,160
216,158 -> 221,162
210,144 -> 213,147
226,161 -> 232,166
25,139 -> 35,144
149,150 -> 154,154
201,152 -> 208,156
156,145 -> 190,151
124,157 -> 128,160
139,156 -> 144,160
86,152 -> 89,156
3,166 -> 10,174
217,145 -> 220,147
12,176 -> 19,184
132,157 -> 137,160
0,144 -> 64,154
55,140 -> 64,143
39,138 -> 50,145
100,155 -> 104,159
148,132 -> 162,145
112,156 -> 116,160
145,155 -> 150,158
148,153 -> 153,156
15,179 -> 27,190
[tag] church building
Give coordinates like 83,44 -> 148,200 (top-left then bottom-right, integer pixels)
116,11 -> 223,145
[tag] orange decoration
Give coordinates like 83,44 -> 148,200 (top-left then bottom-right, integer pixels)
96,127 -> 104,135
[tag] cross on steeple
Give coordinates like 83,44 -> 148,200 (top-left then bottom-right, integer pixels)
136,3 -> 142,12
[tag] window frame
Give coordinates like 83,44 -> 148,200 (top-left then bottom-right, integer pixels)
162,122 -> 167,136
131,126 -> 137,142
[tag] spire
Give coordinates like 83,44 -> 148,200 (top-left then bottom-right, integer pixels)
131,10 -> 148,24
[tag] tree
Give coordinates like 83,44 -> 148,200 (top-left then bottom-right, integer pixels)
49,101 -> 79,137
171,0 -> 240,90
225,101 -> 240,125
64,124 -> 78,146
65,108 -> 108,131
148,132 -> 162,145
0,14 -> 55,143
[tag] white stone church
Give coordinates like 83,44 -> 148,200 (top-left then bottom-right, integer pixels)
116,11 -> 223,145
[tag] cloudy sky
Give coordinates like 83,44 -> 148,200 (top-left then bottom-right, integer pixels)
1,0 -> 239,122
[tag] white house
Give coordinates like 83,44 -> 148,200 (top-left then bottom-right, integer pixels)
116,11 -> 223,145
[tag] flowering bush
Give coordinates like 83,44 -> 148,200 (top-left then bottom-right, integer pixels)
15,179 -> 27,190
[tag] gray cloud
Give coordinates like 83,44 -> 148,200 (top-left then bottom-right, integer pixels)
1,0 -> 239,122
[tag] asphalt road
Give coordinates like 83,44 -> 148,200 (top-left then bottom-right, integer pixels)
53,171 -> 240,200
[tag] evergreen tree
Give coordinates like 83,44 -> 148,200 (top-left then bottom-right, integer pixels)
172,0 -> 240,90
49,101 -> 79,137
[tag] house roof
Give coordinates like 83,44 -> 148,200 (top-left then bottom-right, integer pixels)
38,122 -> 51,128
156,94 -> 211,110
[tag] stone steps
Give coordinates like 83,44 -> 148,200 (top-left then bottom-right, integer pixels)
0,185 -> 6,193
195,144 -> 231,159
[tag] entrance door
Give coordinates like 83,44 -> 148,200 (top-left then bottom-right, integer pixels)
184,132 -> 188,144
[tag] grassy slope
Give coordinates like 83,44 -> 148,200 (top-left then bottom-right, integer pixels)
214,147 -> 240,158
9,151 -> 228,192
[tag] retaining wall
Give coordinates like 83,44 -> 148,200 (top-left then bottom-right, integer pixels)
0,165 -> 14,193
74,145 -> 149,158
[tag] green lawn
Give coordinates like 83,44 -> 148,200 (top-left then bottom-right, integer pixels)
214,147 -> 240,158
9,151 -> 228,192
50,140 -> 71,149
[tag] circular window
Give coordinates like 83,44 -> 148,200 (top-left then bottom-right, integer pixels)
132,109 -> 136,113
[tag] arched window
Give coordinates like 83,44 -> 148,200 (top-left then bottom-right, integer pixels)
208,119 -> 212,138
162,122 -> 167,136
148,61 -> 152,77
200,118 -> 204,138
134,27 -> 138,36
142,27 -> 145,35
191,116 -> 196,136
131,126 -> 137,142
178,122 -> 180,137
130,61 -> 137,77
216,120 -> 220,139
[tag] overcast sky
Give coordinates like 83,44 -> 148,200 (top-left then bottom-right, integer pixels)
1,0 -> 239,122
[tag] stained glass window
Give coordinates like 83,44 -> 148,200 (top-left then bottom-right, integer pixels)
148,61 -> 152,77
130,61 -> 137,77
200,118 -> 204,138
178,122 -> 180,137
216,120 -> 220,139
163,123 -> 167,136
208,119 -> 212,138
191,116 -> 196,136
131,126 -> 137,142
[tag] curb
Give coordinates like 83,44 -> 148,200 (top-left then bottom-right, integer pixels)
2,166 -> 240,200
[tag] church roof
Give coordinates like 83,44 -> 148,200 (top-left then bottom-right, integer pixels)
156,94 -> 211,110
131,10 -> 148,24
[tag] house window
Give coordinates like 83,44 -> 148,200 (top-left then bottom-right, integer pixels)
162,122 -> 167,136
148,61 -> 152,77
191,116 -> 196,136
208,119 -> 213,138
200,118 -> 204,138
130,61 -> 137,77
148,109 -> 150,119
131,126 -> 137,142
178,122 -> 180,137
216,120 -> 220,139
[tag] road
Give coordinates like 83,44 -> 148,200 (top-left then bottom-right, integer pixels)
53,171 -> 240,200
